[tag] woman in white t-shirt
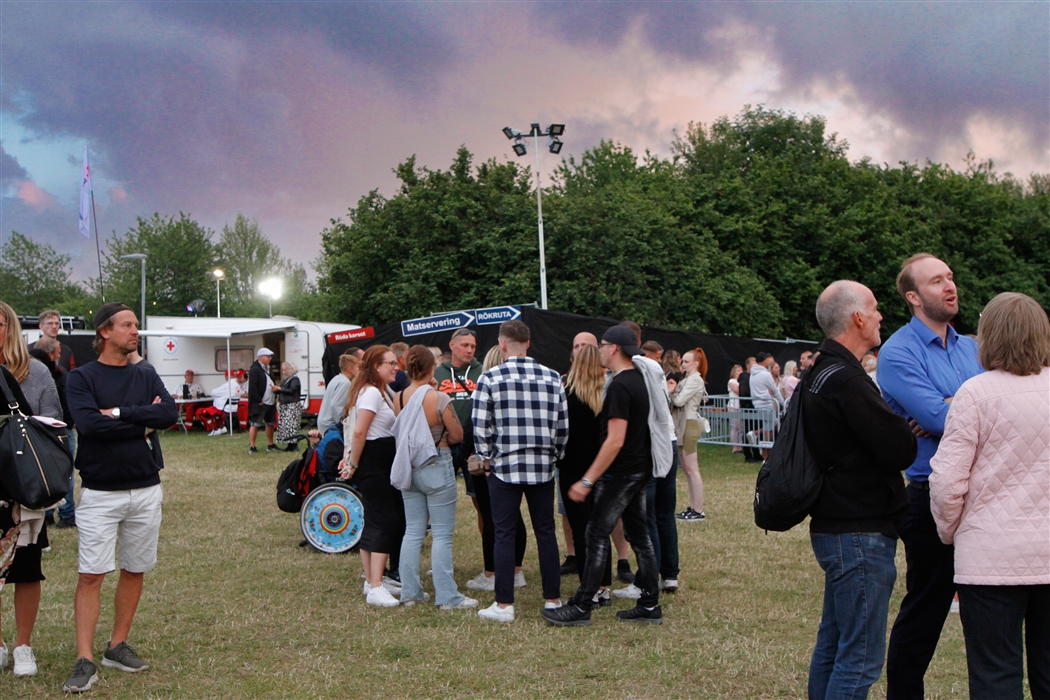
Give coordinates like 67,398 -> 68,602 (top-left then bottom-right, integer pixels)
339,345 -> 405,607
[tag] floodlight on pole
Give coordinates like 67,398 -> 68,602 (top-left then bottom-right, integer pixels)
258,278 -> 283,318
119,253 -> 147,334
211,268 -> 225,318
502,122 -> 566,310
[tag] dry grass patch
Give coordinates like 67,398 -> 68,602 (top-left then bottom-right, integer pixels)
4,439 -> 973,698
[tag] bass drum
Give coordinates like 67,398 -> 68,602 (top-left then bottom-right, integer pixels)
300,483 -> 366,554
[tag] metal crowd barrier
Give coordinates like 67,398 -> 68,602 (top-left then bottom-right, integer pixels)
696,395 -> 778,450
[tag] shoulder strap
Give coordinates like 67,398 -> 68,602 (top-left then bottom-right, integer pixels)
0,369 -> 23,413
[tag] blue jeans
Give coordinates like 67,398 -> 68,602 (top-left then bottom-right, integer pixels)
647,442 -> 679,579
398,448 -> 465,607
809,532 -> 898,700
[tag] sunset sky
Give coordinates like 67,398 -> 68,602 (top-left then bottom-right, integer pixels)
2,2 -> 1047,280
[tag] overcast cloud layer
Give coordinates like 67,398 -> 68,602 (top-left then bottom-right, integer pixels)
1,2 -> 1047,282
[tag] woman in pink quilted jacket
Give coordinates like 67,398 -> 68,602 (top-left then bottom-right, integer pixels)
930,292 -> 1050,700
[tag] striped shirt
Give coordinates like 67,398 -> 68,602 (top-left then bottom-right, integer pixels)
471,356 -> 569,485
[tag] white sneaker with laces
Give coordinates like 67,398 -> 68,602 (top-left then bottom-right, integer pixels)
514,571 -> 527,588
13,645 -> 37,677
439,596 -> 479,611
613,583 -> 642,599
366,585 -> 400,607
465,572 -> 496,591
477,602 -> 514,622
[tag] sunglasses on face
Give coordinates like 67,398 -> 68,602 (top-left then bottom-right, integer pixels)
451,329 -> 476,339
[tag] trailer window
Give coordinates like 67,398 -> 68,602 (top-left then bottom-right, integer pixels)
216,347 -> 254,373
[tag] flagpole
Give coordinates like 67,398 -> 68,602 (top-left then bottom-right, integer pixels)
91,190 -> 105,302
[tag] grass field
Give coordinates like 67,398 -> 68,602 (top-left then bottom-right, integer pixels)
4,438 -> 975,699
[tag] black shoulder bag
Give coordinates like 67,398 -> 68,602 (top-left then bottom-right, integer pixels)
0,370 -> 75,510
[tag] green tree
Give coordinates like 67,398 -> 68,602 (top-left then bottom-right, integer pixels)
0,231 -> 88,315
101,213 -> 217,317
216,213 -> 316,318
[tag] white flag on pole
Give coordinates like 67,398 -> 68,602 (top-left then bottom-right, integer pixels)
79,145 -> 92,238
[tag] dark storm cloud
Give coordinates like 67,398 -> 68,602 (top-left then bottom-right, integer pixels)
534,1 -> 1050,159
1,146 -> 29,185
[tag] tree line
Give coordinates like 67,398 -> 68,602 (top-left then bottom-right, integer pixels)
4,107 -> 1047,338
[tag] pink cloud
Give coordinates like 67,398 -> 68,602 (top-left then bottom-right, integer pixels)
16,180 -> 57,211
109,185 -> 129,203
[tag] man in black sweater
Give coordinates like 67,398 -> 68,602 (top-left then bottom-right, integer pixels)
62,303 -> 178,693
803,281 -> 917,700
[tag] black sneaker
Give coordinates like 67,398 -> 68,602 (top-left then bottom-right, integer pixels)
677,508 -> 706,522
541,604 -> 592,626
102,640 -> 148,673
617,558 -> 635,583
266,444 -> 279,452
56,516 -> 78,529
63,657 -> 99,693
592,588 -> 612,607
248,446 -> 259,455
617,605 -> 663,625
559,555 -> 578,576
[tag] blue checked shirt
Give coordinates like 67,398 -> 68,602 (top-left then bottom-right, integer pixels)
471,356 -> 569,485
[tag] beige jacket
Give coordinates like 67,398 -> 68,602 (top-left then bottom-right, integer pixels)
930,367 -> 1050,585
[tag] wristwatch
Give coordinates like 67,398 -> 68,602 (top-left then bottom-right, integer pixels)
111,408 -> 121,419
580,477 -> 594,489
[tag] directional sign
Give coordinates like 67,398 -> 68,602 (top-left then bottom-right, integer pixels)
401,311 -> 476,337
474,305 -> 521,325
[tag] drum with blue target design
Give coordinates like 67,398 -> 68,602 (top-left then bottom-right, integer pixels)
300,483 -> 366,553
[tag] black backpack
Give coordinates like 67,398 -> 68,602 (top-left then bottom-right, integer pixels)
753,377 -> 828,531
276,446 -> 320,513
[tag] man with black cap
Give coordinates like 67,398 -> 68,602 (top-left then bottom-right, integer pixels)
543,324 -> 662,626
749,351 -> 783,460
248,347 -> 277,454
63,302 -> 178,693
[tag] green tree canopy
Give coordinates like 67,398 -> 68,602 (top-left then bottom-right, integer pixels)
0,231 -> 88,316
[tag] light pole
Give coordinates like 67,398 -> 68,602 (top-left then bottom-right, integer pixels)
211,269 -> 225,318
258,278 -> 282,318
119,253 -> 147,329
502,123 -> 564,310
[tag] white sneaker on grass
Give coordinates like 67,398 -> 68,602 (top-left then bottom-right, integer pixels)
13,645 -> 38,677
401,592 -> 431,607
544,600 -> 561,610
613,583 -> 642,599
439,597 -> 479,611
465,572 -> 496,591
478,602 -> 514,622
659,578 -> 679,592
366,586 -> 400,607
514,571 -> 527,588
0,642 -> 7,670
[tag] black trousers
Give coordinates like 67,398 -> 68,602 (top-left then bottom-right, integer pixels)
487,475 -> 560,605
571,472 -> 659,611
957,584 -> 1050,700
558,467 -> 612,589
886,484 -> 957,700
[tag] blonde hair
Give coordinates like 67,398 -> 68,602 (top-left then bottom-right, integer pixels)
566,344 -> 604,416
977,292 -> 1050,376
482,345 -> 502,372
0,301 -> 31,382
282,360 -> 298,377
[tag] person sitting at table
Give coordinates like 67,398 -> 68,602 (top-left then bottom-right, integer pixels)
199,370 -> 243,435
179,369 -> 206,429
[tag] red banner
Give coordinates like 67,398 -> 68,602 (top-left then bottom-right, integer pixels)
326,327 -> 374,344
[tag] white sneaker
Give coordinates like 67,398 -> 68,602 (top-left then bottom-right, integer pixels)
0,642 -> 7,670
514,571 -> 527,588
659,578 -> 679,592
950,599 -> 960,614
439,596 -> 479,611
366,586 -> 400,607
382,576 -> 402,589
363,581 -> 370,596
465,572 -> 496,591
401,592 -> 431,607
613,583 -> 642,599
217,427 -> 227,435
544,600 -> 561,610
13,645 -> 37,677
477,602 -> 514,622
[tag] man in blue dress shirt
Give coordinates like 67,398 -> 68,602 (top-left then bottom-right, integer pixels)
877,254 -> 983,700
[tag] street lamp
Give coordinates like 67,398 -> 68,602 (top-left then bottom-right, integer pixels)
502,122 -> 565,310
119,253 -> 147,330
211,269 -> 225,318
258,278 -> 282,318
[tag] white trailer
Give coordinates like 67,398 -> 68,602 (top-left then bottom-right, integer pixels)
141,316 -> 360,416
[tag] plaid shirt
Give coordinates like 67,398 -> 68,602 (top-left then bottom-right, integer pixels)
471,356 -> 569,485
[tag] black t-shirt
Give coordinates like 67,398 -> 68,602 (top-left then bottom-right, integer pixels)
600,368 -> 651,476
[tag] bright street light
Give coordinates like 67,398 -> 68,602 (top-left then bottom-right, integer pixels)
211,269 -> 225,318
501,122 -> 566,309
258,278 -> 283,317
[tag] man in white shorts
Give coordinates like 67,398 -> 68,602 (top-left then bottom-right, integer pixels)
63,302 -> 178,693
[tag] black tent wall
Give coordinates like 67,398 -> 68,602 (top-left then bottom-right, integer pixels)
324,308 -> 816,392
